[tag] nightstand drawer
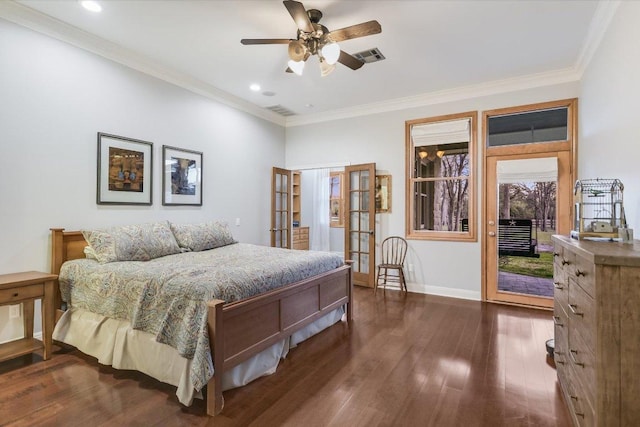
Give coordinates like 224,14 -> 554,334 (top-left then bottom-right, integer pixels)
0,284 -> 43,304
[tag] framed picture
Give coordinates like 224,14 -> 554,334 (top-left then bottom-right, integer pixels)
162,145 -> 202,206
375,174 -> 392,213
97,132 -> 153,205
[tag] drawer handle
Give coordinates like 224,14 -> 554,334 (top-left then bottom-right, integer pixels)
568,304 -> 584,317
575,270 -> 585,277
569,349 -> 585,367
562,259 -> 570,265
553,281 -> 563,290
553,316 -> 564,327
554,351 -> 566,364
13,292 -> 19,297
553,252 -> 560,257
569,395 -> 585,417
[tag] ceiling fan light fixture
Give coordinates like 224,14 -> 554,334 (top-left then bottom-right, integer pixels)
288,59 -> 305,76
321,41 -> 340,65
288,40 -> 307,61
319,58 -> 336,77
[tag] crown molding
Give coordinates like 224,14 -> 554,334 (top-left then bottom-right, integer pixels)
285,67 -> 581,127
574,0 -> 621,77
0,1 -> 286,127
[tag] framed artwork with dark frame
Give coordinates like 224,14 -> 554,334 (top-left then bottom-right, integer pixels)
97,132 -> 153,205
375,174 -> 392,213
162,145 -> 203,206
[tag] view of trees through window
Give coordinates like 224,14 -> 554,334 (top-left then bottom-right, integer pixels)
499,181 -> 556,230
413,144 -> 469,231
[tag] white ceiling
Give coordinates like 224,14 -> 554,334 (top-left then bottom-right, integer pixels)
6,1 -> 604,125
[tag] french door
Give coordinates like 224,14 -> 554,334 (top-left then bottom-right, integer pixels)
345,163 -> 376,287
271,167 -> 291,248
485,151 -> 572,307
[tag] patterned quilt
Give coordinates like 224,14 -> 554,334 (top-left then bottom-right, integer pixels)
59,243 -> 344,392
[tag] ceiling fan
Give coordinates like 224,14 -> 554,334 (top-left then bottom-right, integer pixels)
241,0 -> 382,77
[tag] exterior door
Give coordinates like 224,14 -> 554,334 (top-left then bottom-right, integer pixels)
271,167 -> 292,248
345,163 -> 376,287
485,151 -> 572,307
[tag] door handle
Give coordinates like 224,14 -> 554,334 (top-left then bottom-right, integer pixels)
368,230 -> 374,235
488,231 -> 496,237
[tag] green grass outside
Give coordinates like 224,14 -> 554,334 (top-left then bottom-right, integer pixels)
499,252 -> 554,278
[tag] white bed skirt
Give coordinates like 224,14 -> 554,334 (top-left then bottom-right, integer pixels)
52,306 -> 344,406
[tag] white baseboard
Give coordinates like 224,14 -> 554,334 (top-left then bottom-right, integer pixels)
384,282 -> 481,301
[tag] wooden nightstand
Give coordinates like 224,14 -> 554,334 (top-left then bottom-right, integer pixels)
0,271 -> 57,362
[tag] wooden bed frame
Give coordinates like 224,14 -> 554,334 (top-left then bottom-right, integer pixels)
50,228 -> 353,416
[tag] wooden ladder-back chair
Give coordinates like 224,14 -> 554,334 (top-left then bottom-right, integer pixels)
375,236 -> 408,294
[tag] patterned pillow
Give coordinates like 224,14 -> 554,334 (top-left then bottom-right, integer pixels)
82,221 -> 182,263
170,221 -> 236,252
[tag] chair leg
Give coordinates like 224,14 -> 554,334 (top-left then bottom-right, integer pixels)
383,267 -> 388,295
374,267 -> 380,294
399,268 -> 407,293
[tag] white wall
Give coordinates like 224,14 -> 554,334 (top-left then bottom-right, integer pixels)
286,83 -> 580,300
0,19 -> 285,342
579,1 -> 640,232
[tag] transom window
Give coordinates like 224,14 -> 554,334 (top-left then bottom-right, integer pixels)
405,111 -> 477,241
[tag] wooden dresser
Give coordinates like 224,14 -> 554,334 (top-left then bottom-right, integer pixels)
292,226 -> 309,250
552,235 -> 640,426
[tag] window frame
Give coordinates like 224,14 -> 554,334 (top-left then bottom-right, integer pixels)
405,111 -> 478,242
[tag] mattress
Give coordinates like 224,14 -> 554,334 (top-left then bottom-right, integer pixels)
57,243 -> 344,392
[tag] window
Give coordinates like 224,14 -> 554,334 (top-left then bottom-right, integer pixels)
405,111 -> 477,241
329,171 -> 344,227
487,107 -> 568,147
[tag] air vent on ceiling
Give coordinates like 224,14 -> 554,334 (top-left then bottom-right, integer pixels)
266,105 -> 297,117
353,47 -> 386,64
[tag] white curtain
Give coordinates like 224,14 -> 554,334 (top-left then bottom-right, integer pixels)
306,168 -> 331,251
497,157 -> 558,183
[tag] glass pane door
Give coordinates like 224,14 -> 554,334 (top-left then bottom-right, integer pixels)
345,163 -> 376,287
271,167 -> 291,248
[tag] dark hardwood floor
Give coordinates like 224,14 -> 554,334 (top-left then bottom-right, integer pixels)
0,287 -> 571,426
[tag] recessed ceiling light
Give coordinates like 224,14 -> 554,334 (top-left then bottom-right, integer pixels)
250,84 -> 261,92
80,1 -> 102,13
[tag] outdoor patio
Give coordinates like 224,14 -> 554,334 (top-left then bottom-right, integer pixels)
498,271 -> 553,297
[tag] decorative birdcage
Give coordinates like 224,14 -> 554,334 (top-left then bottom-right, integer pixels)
571,178 -> 626,240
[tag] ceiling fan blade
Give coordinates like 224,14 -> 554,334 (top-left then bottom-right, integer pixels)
241,38 -> 291,45
283,0 -> 314,33
328,20 -> 382,42
338,51 -> 364,70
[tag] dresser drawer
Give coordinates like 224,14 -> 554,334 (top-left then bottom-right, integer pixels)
554,306 -> 569,368
573,254 -> 596,298
0,284 -> 43,304
568,277 -> 596,354
568,326 -> 596,406
563,362 -> 596,427
553,266 -> 569,310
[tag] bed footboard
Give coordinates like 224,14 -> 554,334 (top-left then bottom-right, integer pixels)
205,263 -> 352,416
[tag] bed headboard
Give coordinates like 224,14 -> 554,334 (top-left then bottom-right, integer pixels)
50,228 -> 87,275
50,228 -> 87,314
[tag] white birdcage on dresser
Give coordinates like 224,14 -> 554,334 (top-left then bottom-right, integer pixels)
571,178 -> 626,240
